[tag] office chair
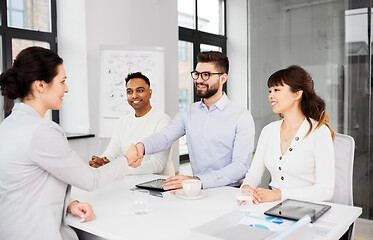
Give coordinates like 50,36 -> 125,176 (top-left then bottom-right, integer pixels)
331,133 -> 355,205
331,133 -> 355,240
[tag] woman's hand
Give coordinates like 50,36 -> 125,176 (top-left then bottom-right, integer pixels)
67,201 -> 96,223
125,144 -> 143,168
254,188 -> 282,203
241,184 -> 261,204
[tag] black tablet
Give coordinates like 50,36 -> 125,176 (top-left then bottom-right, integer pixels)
264,199 -> 331,223
135,178 -> 166,192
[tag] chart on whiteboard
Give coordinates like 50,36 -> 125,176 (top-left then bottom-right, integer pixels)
100,49 -> 164,118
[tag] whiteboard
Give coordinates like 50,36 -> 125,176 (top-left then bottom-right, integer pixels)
99,47 -> 165,137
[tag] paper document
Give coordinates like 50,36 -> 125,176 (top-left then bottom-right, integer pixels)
312,220 -> 335,236
236,214 -> 295,232
214,224 -> 275,240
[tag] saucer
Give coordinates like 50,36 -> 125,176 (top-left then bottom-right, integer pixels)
175,189 -> 206,200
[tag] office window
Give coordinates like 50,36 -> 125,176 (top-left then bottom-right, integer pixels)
178,0 -> 226,161
197,0 -> 224,35
8,0 -> 25,28
0,0 -> 57,122
178,0 -> 194,29
0,35 -> 3,123
12,38 -> 50,58
7,0 -> 51,32
178,40 -> 194,157
200,44 -> 222,52
178,41 -> 194,111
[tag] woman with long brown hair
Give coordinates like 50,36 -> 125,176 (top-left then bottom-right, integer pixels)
241,65 -> 335,203
0,47 -> 140,240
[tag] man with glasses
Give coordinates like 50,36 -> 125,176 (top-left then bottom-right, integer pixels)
136,51 -> 255,191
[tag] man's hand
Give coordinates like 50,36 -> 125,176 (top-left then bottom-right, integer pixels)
254,188 -> 281,203
67,201 -> 96,223
89,155 -> 110,168
125,144 -> 143,168
162,175 -> 201,193
135,142 -> 145,159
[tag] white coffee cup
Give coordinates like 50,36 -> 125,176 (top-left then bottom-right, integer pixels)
182,179 -> 202,197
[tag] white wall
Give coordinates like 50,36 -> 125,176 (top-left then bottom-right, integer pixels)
57,0 -> 90,133
226,0 -> 271,188
84,0 -> 178,136
0,97 -> 3,123
226,0 -> 248,110
58,0 -> 179,171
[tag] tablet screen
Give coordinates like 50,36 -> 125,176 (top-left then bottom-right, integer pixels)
264,199 -> 331,223
135,179 -> 166,192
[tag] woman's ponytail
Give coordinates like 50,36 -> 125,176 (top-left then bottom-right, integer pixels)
0,46 -> 63,101
0,67 -> 28,100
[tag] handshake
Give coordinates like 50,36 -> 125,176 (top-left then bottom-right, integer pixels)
89,143 -> 145,168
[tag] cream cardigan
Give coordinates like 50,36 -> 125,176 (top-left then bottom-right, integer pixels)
242,118 -> 335,202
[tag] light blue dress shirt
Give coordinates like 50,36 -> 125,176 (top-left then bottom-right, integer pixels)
142,93 -> 255,188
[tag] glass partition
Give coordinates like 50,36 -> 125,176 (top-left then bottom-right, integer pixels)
248,0 -> 373,219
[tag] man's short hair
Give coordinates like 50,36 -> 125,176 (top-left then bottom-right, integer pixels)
125,72 -> 150,87
196,51 -> 229,74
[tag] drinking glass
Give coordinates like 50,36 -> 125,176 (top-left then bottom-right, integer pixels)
236,188 -> 253,214
133,189 -> 149,215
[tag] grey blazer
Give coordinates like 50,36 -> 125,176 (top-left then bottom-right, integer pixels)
0,103 -> 127,240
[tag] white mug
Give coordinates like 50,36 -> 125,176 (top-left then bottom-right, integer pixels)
182,179 -> 202,197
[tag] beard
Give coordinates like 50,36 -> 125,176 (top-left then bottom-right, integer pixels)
195,81 -> 220,98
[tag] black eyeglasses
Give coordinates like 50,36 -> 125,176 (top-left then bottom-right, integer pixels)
190,71 -> 224,81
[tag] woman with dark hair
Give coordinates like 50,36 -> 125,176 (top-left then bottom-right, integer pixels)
0,47 -> 140,240
241,65 -> 335,203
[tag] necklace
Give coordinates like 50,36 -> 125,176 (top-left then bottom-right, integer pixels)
280,121 -> 303,142
280,128 -> 298,142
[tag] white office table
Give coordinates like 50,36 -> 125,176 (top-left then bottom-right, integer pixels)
66,174 -> 362,240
